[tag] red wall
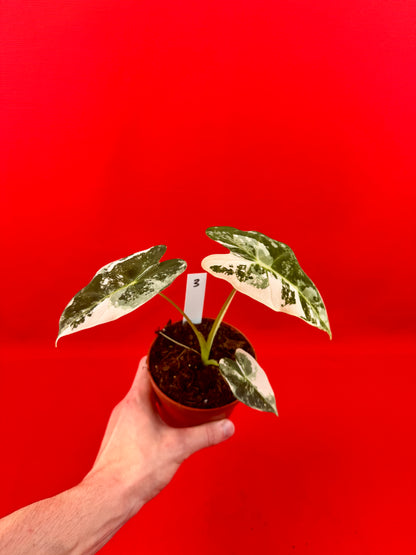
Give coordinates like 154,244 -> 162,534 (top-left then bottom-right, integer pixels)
1,1 -> 415,553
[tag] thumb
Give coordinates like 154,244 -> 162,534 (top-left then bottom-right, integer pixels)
179,419 -> 235,459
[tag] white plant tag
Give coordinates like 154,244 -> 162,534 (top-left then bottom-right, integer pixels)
183,273 -> 207,324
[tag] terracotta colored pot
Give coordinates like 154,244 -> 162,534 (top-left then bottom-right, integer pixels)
147,370 -> 239,427
147,320 -> 253,427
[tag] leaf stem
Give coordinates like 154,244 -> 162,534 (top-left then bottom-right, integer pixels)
158,292 -> 198,332
157,330 -> 200,355
205,288 -> 237,359
158,292 -> 208,355
158,289 -> 237,367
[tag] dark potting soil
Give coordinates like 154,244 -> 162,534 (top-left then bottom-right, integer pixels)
148,318 -> 255,409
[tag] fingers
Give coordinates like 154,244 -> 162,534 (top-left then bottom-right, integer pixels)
128,356 -> 150,394
178,419 -> 235,459
128,356 -> 157,406
128,358 -> 235,460
126,356 -> 162,425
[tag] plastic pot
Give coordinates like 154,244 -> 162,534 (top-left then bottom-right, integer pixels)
147,319 -> 254,428
147,370 -> 239,427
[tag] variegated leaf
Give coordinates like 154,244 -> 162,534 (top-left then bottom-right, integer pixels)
57,246 -> 186,344
219,349 -> 278,415
202,226 -> 331,337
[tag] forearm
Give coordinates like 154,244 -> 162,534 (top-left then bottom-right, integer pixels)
0,357 -> 234,554
0,472 -> 141,555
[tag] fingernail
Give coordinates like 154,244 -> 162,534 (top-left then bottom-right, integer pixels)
222,420 -> 235,439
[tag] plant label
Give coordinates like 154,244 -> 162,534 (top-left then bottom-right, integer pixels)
183,273 -> 207,324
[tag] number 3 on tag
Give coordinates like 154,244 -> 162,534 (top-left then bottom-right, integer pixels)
183,273 -> 207,324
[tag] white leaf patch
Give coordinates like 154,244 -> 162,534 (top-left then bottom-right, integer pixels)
202,253 -> 307,316
56,246 -> 186,344
203,226 -> 331,338
219,349 -> 278,415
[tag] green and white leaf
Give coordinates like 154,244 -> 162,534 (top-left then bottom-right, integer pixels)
202,226 -> 331,337
219,349 -> 278,415
57,246 -> 186,344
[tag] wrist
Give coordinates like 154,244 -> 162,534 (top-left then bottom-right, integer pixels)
82,466 -> 144,519
74,469 -> 144,554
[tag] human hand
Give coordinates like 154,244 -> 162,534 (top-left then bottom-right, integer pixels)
0,358 -> 234,555
85,357 -> 235,516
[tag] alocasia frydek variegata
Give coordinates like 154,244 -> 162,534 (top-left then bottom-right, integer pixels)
57,227 -> 331,416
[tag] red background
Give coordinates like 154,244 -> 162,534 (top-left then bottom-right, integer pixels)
1,1 -> 415,553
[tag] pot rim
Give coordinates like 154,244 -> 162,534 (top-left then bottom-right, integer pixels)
147,317 -> 255,412
147,366 -> 240,414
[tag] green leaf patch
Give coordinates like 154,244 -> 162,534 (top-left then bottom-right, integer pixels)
57,246 -> 186,344
219,349 -> 278,415
202,226 -> 331,337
